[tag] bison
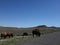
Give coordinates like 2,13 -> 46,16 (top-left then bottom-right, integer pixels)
32,29 -> 41,38
22,32 -> 28,36
1,32 -> 13,39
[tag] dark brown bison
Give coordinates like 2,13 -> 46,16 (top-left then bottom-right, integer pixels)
7,32 -> 13,38
22,32 -> 28,36
32,29 -> 41,38
1,32 -> 13,39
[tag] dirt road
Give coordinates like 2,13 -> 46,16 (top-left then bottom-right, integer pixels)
16,32 -> 60,45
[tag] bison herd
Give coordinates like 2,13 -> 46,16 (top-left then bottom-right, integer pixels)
0,29 -> 41,39
1,32 -> 13,39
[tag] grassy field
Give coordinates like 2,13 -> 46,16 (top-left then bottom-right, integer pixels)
0,26 -> 60,45
0,31 -> 60,45
0,36 -> 34,45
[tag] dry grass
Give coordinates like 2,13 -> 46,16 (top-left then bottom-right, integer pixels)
0,36 -> 33,45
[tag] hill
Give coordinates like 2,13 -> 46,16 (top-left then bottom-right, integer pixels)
0,25 -> 60,36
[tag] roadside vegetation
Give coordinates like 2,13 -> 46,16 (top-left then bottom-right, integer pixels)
0,36 -> 33,45
0,25 -> 60,45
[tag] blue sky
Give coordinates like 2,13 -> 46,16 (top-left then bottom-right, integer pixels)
0,0 -> 60,27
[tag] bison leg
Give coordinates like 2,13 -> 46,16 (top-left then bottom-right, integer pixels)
37,33 -> 41,37
4,36 -> 7,39
8,35 -> 10,38
1,34 -> 4,39
32,34 -> 34,38
1,35 -> 3,39
11,34 -> 13,37
1,34 -> 3,39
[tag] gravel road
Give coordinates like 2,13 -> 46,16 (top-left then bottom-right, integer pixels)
15,32 -> 60,45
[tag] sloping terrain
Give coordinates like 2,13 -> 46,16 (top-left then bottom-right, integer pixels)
16,32 -> 60,45
0,25 -> 60,36
0,25 -> 60,45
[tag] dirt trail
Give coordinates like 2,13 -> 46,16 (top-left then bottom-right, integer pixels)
16,32 -> 60,45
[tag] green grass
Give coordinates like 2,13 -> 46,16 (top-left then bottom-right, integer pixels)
0,36 -> 33,45
0,30 -> 60,45
0,27 -> 60,45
